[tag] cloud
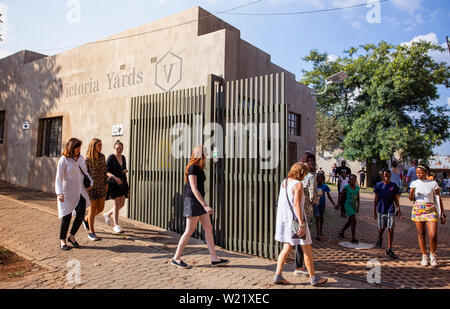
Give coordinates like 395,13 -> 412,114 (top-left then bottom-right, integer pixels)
327,54 -> 338,62
0,2 -> 12,43
402,33 -> 450,65
391,0 -> 423,14
0,49 -> 12,59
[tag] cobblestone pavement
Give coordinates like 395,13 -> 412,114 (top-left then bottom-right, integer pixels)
0,181 -> 447,289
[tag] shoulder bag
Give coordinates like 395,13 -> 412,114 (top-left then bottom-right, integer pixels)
285,179 -> 306,240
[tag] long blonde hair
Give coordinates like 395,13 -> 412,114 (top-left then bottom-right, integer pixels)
86,138 -> 102,161
184,145 -> 206,183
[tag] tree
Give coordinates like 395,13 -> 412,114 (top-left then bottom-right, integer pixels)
316,110 -> 344,156
302,41 -> 450,166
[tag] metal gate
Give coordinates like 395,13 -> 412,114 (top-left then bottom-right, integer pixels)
129,73 -> 287,259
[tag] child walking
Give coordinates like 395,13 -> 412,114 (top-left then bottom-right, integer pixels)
338,174 -> 360,244
314,173 -> 336,241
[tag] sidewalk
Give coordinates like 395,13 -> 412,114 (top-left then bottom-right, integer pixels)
0,180 -> 447,289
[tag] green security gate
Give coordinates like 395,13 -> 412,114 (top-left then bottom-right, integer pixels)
129,73 -> 287,259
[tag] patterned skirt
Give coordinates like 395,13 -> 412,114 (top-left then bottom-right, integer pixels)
411,202 -> 438,222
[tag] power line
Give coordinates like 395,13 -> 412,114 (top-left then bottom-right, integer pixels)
220,0 -> 390,16
34,0 -> 388,53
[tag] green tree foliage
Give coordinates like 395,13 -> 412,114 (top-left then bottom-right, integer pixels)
302,41 -> 450,163
316,110 -> 344,155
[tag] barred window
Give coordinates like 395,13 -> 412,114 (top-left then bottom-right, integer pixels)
0,111 -> 4,144
38,117 -> 63,157
288,113 -> 301,136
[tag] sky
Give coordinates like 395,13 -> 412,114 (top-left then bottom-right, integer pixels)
0,0 -> 449,154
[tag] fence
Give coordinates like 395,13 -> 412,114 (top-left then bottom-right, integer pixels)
129,73 -> 287,259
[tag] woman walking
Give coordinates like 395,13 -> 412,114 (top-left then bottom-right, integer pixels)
104,140 -> 129,234
274,162 -> 327,286
83,138 -> 108,241
409,164 -> 446,267
172,145 -> 229,269
338,174 -> 360,244
55,138 -> 93,250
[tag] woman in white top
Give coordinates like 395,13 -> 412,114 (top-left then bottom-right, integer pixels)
55,138 -> 93,250
409,163 -> 446,267
274,162 -> 327,286
337,170 -> 349,216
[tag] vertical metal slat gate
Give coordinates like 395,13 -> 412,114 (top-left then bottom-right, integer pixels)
129,73 -> 287,259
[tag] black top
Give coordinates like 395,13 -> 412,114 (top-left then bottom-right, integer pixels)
185,165 -> 206,198
107,154 -> 127,181
336,166 -> 351,177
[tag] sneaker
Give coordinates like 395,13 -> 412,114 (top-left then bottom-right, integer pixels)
386,249 -> 398,259
82,220 -> 89,231
311,276 -> 328,286
421,255 -> 428,266
293,269 -> 309,277
350,239 -> 359,244
104,214 -> 112,226
338,231 -> 345,238
171,259 -> 189,269
376,238 -> 382,249
211,259 -> 230,267
113,225 -> 123,234
88,233 -> 99,241
430,253 -> 437,267
273,274 -> 290,285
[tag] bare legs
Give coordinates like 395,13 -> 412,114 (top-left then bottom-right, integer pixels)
85,198 -> 105,233
105,196 -> 126,227
415,221 -> 438,255
174,214 -> 220,263
276,243 -> 316,282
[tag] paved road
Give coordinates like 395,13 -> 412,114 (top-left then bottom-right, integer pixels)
0,181 -> 447,289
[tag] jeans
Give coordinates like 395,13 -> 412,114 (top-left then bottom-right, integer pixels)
60,195 -> 86,240
295,244 -> 304,268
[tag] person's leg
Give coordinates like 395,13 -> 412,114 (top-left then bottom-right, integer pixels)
351,216 -> 357,240
60,213 -> 72,246
426,221 -> 438,254
415,222 -> 427,255
199,214 -> 220,262
315,216 -> 321,240
387,228 -> 394,250
340,217 -> 351,234
319,217 -> 324,236
275,243 -> 292,278
112,196 -> 125,226
173,216 -> 200,262
69,196 -> 86,241
95,197 -> 106,216
295,244 -> 305,271
301,244 -> 315,277
87,199 -> 99,233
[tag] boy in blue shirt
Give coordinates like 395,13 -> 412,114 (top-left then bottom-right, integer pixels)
314,173 -> 336,241
373,169 -> 402,259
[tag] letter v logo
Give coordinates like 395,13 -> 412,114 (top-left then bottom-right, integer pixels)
163,63 -> 175,83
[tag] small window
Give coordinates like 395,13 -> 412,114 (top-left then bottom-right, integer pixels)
0,111 -> 4,144
37,117 -> 63,157
288,113 -> 301,136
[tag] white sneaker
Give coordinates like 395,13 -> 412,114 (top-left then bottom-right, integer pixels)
421,255 -> 428,266
113,225 -> 123,234
430,253 -> 437,267
104,214 -> 112,226
293,269 -> 309,277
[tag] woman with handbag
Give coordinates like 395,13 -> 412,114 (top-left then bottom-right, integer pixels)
172,145 -> 229,269
55,138 -> 93,250
104,140 -> 129,234
409,163 -> 446,267
83,138 -> 108,241
274,162 -> 327,286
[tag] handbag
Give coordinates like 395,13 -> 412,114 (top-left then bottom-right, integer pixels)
79,167 -> 91,188
285,179 -> 306,240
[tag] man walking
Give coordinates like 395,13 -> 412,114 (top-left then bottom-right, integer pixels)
406,159 -> 418,190
374,169 -> 402,259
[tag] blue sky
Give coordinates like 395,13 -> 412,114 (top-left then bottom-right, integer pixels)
1,0 -> 449,154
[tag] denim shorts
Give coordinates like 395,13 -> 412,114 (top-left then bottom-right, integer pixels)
378,212 -> 395,229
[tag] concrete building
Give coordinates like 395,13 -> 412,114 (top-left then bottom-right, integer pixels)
0,7 -> 316,217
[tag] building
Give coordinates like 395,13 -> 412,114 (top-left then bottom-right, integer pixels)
0,7 -> 316,258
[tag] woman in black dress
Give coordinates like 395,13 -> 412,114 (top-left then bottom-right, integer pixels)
172,145 -> 229,269
104,140 -> 129,234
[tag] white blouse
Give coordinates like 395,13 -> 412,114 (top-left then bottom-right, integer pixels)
55,155 -> 93,218
410,179 -> 439,204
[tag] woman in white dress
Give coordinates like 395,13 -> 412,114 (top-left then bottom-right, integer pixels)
55,138 -> 93,250
274,162 -> 327,286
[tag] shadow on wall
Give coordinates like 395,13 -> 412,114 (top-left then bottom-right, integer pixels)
0,51 -> 63,192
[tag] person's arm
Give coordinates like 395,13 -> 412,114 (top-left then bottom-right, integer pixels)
188,174 -> 213,215
373,193 -> 378,220
293,182 -> 306,236
409,184 -> 415,201
326,191 -> 336,208
55,158 -> 65,202
122,156 -> 128,174
356,191 -> 360,213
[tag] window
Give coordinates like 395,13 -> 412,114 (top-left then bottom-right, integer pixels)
0,111 -> 4,144
288,113 -> 301,136
38,117 -> 63,157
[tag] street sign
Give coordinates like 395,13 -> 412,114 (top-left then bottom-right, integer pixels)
112,124 -> 123,137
